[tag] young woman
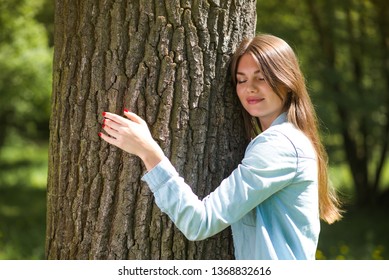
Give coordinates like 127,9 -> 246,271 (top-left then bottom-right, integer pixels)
99,34 -> 342,260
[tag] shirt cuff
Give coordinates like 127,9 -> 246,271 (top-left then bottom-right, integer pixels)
141,156 -> 179,193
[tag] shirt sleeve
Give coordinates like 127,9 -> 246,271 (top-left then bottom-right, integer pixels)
141,130 -> 298,241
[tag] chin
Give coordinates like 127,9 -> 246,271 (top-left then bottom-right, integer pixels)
247,111 -> 262,118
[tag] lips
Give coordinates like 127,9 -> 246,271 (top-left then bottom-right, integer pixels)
247,97 -> 264,104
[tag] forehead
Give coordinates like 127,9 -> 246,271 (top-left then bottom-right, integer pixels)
236,53 -> 262,73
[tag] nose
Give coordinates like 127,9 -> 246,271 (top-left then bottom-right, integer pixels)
246,80 -> 259,93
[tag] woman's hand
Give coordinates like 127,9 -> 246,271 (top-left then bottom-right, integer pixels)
99,110 -> 164,170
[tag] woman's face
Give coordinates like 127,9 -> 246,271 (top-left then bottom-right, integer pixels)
236,53 -> 284,130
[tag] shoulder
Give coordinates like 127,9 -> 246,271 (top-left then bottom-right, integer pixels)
243,124 -> 297,167
240,123 -> 300,185
244,122 -> 315,165
247,122 -> 297,154
270,122 -> 316,159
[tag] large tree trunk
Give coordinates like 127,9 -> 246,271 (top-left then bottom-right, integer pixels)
46,0 -> 256,259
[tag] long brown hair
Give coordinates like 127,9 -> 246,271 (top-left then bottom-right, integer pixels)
230,34 -> 342,224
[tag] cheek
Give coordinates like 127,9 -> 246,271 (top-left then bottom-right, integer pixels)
274,95 -> 285,109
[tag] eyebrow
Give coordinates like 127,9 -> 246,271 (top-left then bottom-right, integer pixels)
236,70 -> 262,75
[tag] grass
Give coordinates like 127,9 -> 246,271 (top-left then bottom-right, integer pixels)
0,138 -> 388,260
318,163 -> 389,259
317,206 -> 389,260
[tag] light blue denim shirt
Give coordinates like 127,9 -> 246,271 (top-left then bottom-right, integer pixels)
142,113 -> 320,260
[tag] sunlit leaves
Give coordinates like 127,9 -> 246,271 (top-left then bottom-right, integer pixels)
0,0 -> 53,141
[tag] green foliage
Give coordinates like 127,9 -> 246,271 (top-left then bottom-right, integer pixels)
0,186 -> 46,259
0,1 -> 51,258
0,140 -> 47,259
0,0 -> 53,147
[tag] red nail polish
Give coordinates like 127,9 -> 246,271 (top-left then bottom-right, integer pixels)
98,132 -> 102,137
124,108 -> 129,113
102,124 -> 105,129
102,112 -> 106,117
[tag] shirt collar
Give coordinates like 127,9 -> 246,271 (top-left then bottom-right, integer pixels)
270,112 -> 288,127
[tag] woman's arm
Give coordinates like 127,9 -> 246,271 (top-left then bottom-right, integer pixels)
99,111 -> 298,241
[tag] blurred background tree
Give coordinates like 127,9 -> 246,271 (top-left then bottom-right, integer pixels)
0,0 -> 388,260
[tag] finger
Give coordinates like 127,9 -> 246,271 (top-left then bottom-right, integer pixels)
102,124 -> 120,139
103,118 -> 124,131
98,132 -> 117,145
123,110 -> 146,125
102,112 -> 128,126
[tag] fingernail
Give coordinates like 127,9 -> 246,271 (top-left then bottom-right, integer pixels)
102,112 -> 106,117
102,124 -> 105,129
124,108 -> 129,113
98,132 -> 102,137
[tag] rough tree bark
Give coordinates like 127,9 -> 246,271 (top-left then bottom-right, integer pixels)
46,0 -> 256,259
